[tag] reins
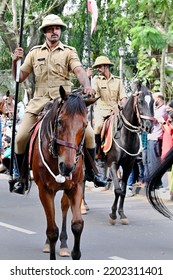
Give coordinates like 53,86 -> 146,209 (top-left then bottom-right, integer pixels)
38,113 -> 64,183
112,90 -> 152,156
120,113 -> 140,132
113,133 -> 141,156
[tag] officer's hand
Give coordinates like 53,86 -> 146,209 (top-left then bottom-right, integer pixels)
83,87 -> 96,97
86,68 -> 94,78
12,47 -> 24,62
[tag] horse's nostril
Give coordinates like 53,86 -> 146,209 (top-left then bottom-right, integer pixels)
59,162 -> 75,176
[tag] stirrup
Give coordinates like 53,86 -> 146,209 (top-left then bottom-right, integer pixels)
9,178 -> 27,195
94,174 -> 107,188
12,181 -> 27,195
9,178 -> 19,192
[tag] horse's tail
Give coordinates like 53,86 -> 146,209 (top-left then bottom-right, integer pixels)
146,147 -> 173,219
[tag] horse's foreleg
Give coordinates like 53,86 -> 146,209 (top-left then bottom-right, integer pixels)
81,180 -> 89,215
59,192 -> 70,257
109,190 -> 119,224
109,164 -> 120,224
66,185 -> 84,260
118,181 -> 128,225
39,188 -> 58,260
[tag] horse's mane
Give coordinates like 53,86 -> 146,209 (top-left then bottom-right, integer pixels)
146,147 -> 173,219
62,94 -> 86,116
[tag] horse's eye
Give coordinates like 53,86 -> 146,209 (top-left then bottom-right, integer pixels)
84,121 -> 88,129
57,118 -> 63,127
138,98 -> 143,105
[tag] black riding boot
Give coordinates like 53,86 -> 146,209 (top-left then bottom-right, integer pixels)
95,134 -> 101,159
84,148 -> 107,187
12,153 -> 26,195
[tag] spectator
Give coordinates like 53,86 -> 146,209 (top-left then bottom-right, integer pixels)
146,92 -> 168,188
2,90 -> 14,119
0,135 -> 11,173
160,110 -> 173,159
159,108 -> 173,198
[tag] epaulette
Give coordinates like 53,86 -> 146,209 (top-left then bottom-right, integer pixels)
114,76 -> 120,79
29,45 -> 42,52
63,44 -> 75,51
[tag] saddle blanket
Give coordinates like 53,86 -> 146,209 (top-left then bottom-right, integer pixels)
101,114 -> 114,153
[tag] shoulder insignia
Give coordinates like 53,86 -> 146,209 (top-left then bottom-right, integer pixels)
30,45 -> 42,52
114,76 -> 120,79
63,44 -> 75,51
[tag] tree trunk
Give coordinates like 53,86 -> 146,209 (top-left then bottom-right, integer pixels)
160,48 -> 166,96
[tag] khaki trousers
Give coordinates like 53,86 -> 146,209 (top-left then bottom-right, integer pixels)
15,112 -> 37,154
85,122 -> 96,149
94,104 -> 119,135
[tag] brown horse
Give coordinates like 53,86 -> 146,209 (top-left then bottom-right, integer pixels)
25,86 -> 97,260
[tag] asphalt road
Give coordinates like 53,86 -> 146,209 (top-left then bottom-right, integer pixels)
0,173 -> 173,261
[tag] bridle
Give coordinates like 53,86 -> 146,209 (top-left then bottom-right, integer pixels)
121,90 -> 155,133
113,90 -> 154,156
48,100 -> 85,160
38,99 -> 85,183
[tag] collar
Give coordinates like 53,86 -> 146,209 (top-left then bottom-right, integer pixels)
41,41 -> 65,51
98,73 -> 114,81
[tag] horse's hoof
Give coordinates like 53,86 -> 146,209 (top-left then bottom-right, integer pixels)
81,200 -> 87,215
81,207 -> 87,215
59,248 -> 70,257
109,217 -> 116,225
120,218 -> 128,225
84,203 -> 90,211
42,243 -> 50,253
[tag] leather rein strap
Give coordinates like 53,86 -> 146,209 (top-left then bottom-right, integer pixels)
55,138 -> 78,151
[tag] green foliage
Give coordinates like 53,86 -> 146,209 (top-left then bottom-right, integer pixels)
1,0 -> 173,96
130,26 -> 167,50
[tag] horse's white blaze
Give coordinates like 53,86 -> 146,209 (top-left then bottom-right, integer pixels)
145,95 -> 151,106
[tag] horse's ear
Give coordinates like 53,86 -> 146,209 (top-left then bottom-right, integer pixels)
84,97 -> 100,107
59,86 -> 69,101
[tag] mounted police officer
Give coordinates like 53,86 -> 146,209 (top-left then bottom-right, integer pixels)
11,14 -> 106,194
91,56 -> 127,156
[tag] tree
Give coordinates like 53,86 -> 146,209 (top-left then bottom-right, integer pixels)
1,0 -> 173,98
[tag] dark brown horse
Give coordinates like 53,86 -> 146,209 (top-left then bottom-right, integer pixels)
107,79 -> 154,225
26,86 -> 97,260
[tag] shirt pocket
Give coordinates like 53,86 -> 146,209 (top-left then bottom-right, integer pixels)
34,59 -> 46,76
54,58 -> 66,76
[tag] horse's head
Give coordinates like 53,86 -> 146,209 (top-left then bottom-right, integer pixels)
131,79 -> 154,133
49,86 -> 98,180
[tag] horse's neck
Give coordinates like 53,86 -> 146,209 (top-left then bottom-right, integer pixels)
122,96 -> 138,125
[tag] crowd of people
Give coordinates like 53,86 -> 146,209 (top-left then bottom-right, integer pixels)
0,91 -> 14,174
127,97 -> 173,200
0,90 -> 24,177
0,14 -> 172,200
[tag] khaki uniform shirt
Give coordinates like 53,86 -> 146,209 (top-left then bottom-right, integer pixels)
92,74 -> 127,134
92,74 -> 126,110
20,41 -> 82,114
